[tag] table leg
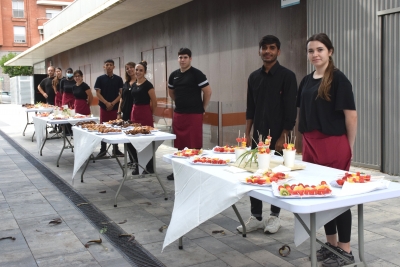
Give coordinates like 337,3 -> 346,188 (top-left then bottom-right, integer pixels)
40,125 -> 49,156
80,156 -> 92,183
358,204 -> 367,266
310,212 -> 317,267
23,112 -> 29,136
231,204 -> 246,237
151,141 -> 168,200
179,237 -> 183,249
114,143 -> 129,207
57,124 -> 67,167
31,131 -> 35,142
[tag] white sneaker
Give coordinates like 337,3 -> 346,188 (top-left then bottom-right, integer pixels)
264,216 -> 281,233
236,216 -> 264,233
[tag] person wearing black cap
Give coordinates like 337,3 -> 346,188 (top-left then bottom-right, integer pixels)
94,59 -> 124,157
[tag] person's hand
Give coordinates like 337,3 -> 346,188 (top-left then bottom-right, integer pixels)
106,102 -> 113,111
43,93 -> 48,98
275,135 -> 286,152
117,114 -> 121,119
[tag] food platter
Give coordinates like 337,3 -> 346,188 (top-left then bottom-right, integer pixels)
271,182 -> 334,198
330,176 -> 385,188
213,146 -> 236,154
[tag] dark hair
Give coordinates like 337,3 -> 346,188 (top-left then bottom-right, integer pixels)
55,67 -> 62,72
73,70 -> 83,77
125,62 -> 136,82
66,67 -> 73,73
178,48 -> 192,57
137,60 -> 147,72
306,33 -> 335,101
259,35 -> 281,50
104,59 -> 114,65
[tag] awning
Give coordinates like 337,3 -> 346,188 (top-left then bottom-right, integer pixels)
6,0 -> 191,66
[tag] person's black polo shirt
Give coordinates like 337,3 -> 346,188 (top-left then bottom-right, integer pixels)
39,76 -> 55,105
246,61 -> 297,149
94,74 -> 123,111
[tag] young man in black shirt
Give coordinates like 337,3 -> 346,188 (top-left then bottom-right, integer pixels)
94,59 -> 124,157
38,66 -> 56,105
237,35 -> 297,234
167,48 -> 212,180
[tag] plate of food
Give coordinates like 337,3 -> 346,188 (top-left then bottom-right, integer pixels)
330,172 -> 384,188
172,148 -> 203,158
239,172 -> 295,187
213,146 -> 236,154
188,156 -> 230,166
126,133 -> 142,137
95,132 -> 122,135
272,181 -> 334,198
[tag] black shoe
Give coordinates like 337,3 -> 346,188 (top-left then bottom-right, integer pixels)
97,150 -> 107,158
49,130 -> 56,134
132,168 -> 139,175
167,173 -> 174,180
113,150 -> 124,157
321,247 -> 354,267
312,242 -> 336,262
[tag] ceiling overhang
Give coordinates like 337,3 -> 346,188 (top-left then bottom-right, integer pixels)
5,0 -> 192,66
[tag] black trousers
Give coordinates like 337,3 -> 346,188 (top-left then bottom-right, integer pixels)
324,209 -> 352,243
250,197 -> 281,218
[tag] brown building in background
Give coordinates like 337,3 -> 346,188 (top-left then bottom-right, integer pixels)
0,0 -> 72,91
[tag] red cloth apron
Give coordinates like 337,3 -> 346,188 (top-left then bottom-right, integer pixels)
62,92 -> 75,109
130,104 -> 153,127
74,99 -> 90,115
302,130 -> 351,171
173,112 -> 203,150
100,108 -> 118,124
55,92 -> 63,108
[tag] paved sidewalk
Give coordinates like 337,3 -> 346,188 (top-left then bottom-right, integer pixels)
1,104 -> 400,267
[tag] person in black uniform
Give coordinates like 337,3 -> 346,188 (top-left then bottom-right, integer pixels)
117,62 -> 137,167
236,35 -> 297,235
38,66 -> 56,105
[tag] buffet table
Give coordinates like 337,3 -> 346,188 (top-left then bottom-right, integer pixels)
23,107 -> 54,141
163,156 -> 400,267
72,127 -> 176,206
32,116 -> 99,166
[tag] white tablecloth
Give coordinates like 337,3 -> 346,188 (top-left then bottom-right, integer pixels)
72,127 -> 176,178
163,158 -> 396,250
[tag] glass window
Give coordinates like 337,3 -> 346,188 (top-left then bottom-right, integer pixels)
46,9 -> 61,19
14,26 -> 26,43
12,0 -> 24,18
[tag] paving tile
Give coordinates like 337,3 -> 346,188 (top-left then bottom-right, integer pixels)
186,259 -> 230,267
0,217 -> 19,231
218,235 -> 264,254
36,251 -> 100,267
245,249 -> 297,267
191,236 -> 233,255
0,248 -> 37,267
216,250 -> 263,267
197,223 -> 236,239
0,229 -> 30,253
9,201 -> 58,220
99,257 -> 133,267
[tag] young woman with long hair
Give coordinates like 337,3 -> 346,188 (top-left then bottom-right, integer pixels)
297,33 -> 357,267
72,70 -> 93,115
52,67 -> 64,108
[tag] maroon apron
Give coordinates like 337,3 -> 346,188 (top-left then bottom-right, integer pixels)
302,130 -> 351,171
62,92 -> 75,109
100,108 -> 118,124
55,92 -> 63,108
173,112 -> 203,150
130,104 -> 154,127
74,99 -> 90,115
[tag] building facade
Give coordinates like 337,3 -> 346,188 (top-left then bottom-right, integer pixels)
0,0 -> 72,92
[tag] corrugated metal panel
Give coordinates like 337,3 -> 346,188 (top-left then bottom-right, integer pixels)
307,0 -> 400,169
382,11 -> 400,175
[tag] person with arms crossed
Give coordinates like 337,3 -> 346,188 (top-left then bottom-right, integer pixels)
38,66 -> 56,105
167,48 -> 212,180
237,35 -> 297,234
94,59 -> 124,157
298,33 -> 357,267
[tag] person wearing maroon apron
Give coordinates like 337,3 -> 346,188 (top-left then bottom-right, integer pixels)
167,48 -> 212,180
72,70 -> 93,116
297,33 -> 357,266
52,67 -> 64,108
94,59 -> 124,157
117,62 -> 137,167
61,68 -> 76,109
129,61 -> 157,174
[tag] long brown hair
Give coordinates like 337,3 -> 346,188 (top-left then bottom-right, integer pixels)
125,62 -> 136,82
52,67 -> 62,88
307,33 -> 336,101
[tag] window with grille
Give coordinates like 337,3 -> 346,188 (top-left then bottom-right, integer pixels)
14,26 -> 26,43
12,0 -> 24,18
